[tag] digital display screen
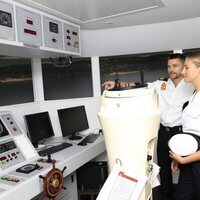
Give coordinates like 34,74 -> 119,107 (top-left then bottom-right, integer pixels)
5,141 -> 16,150
0,119 -> 9,137
0,141 -> 16,154
0,10 -> 12,28
0,145 -> 5,154
49,22 -> 58,33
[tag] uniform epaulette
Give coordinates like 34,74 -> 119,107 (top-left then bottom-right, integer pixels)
159,77 -> 168,81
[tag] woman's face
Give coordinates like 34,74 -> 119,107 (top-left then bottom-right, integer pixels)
182,57 -> 200,83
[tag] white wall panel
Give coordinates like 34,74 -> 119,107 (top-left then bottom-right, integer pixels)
81,17 -> 200,57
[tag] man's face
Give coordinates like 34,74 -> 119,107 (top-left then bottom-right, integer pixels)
167,58 -> 184,80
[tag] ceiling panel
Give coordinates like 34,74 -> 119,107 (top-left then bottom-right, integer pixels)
14,0 -> 163,22
12,0 -> 200,30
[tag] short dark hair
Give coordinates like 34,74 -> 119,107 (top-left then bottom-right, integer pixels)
168,53 -> 185,64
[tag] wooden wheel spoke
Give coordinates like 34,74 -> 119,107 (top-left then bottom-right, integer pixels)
38,160 -> 66,200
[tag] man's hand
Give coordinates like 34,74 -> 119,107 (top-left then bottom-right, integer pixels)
102,81 -> 136,90
102,81 -> 115,90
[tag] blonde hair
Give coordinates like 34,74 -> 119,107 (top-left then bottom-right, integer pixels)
186,52 -> 200,67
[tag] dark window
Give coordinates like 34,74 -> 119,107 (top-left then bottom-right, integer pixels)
183,48 -> 200,54
0,56 -> 33,106
100,51 -> 172,93
42,57 -> 93,100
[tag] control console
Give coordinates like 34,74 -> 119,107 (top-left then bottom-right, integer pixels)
0,111 -> 51,196
0,139 -> 24,169
0,113 -> 27,171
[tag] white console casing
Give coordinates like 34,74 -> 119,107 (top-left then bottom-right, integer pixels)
98,87 -> 161,200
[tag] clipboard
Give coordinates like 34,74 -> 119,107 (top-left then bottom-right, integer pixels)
97,164 -> 147,200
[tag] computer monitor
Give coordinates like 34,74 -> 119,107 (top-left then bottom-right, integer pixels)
57,105 -> 89,140
24,111 -> 55,148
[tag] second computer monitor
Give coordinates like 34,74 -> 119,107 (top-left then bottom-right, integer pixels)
57,105 -> 89,140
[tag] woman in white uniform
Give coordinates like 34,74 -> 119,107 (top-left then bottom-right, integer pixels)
170,52 -> 200,200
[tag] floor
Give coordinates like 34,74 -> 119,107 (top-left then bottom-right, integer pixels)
153,185 -> 177,200
152,186 -> 163,200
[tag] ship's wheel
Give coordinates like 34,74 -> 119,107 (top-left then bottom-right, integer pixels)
39,160 -> 66,200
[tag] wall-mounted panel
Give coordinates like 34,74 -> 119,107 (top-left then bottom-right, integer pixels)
43,16 -> 63,50
63,23 -> 80,53
0,0 -> 81,57
16,6 -> 42,46
0,1 -> 15,41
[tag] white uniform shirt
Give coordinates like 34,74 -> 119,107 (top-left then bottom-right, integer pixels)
182,91 -> 200,136
148,79 -> 194,127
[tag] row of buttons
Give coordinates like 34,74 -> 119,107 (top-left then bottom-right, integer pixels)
1,176 -> 20,183
0,151 -> 20,164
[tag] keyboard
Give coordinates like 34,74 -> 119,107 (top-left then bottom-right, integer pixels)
38,142 -> 72,156
81,134 -> 100,143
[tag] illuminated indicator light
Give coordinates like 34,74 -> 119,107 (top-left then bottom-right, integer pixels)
73,44 -> 79,48
26,19 -> 33,25
73,41 -> 79,48
72,31 -> 77,36
24,29 -> 37,35
0,156 -> 6,161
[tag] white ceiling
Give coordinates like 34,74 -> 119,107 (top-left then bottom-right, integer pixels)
13,0 -> 200,30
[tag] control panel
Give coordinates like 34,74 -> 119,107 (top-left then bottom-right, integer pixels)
16,6 -> 42,46
0,111 -> 51,198
0,139 -> 24,170
0,112 -> 38,171
0,1 -> 15,41
43,16 -> 63,50
0,0 -> 81,56
1,113 -> 23,136
64,23 -> 80,53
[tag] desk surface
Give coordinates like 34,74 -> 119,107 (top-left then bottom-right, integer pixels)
0,134 -> 105,200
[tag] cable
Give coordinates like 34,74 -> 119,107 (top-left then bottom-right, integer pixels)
49,56 -> 72,68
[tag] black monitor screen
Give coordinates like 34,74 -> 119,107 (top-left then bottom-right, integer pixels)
57,105 -> 89,140
24,111 -> 55,147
